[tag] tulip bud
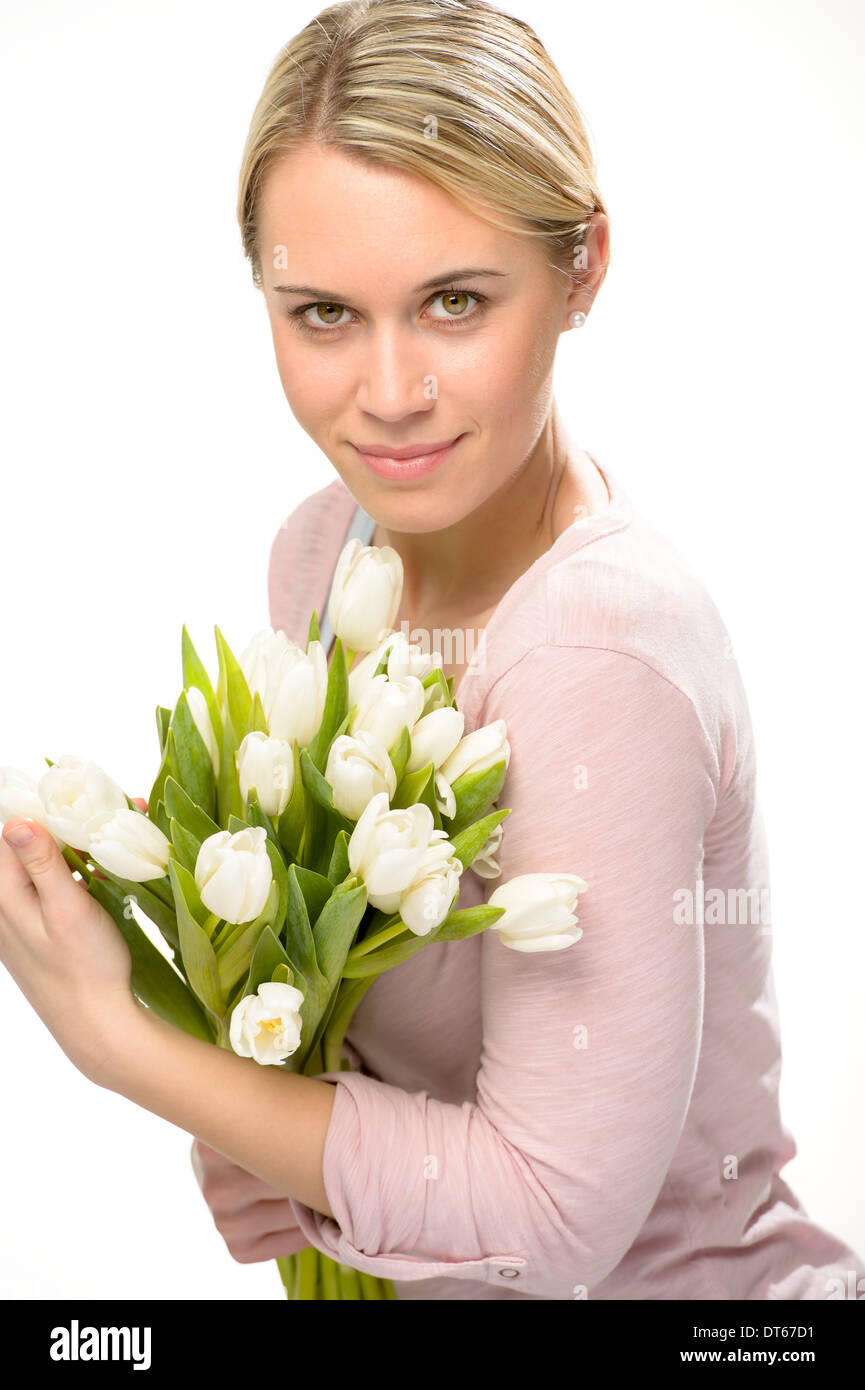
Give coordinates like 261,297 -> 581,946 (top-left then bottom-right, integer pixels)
486,872 -> 588,951
0,767 -> 65,848
37,755 -> 129,852
405,706 -> 465,774
328,538 -> 403,654
194,826 -> 274,925
236,732 -> 294,817
265,640 -> 329,747
87,807 -> 172,882
439,719 -> 510,786
347,790 -> 450,913
325,730 -> 397,821
185,686 -> 220,777
398,846 -> 462,936
348,673 -> 426,754
383,631 -> 443,685
470,820 -> 504,879
229,981 -> 305,1065
347,632 -> 400,708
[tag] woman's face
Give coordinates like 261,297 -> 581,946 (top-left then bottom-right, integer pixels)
258,141 -> 599,534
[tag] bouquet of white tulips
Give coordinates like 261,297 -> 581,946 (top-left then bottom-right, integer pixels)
0,537 -> 588,1301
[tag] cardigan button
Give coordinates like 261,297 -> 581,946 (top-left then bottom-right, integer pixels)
498,1267 -> 520,1278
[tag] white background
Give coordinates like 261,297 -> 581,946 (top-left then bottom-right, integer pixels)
0,0 -> 862,1298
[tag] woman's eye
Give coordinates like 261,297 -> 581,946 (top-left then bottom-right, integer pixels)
426,289 -> 485,323
288,288 -> 488,336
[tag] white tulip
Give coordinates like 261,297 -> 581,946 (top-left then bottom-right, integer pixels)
0,767 -> 66,848
328,538 -> 403,654
236,731 -> 294,817
186,686 -> 220,777
347,631 -> 400,708
405,706 -> 465,774
325,730 -> 397,821
87,807 -> 172,882
229,981 -> 305,1065
37,756 -> 129,852
265,640 -> 329,747
348,673 -> 426,753
486,873 -> 588,952
347,790 -> 450,913
194,825 -> 274,925
434,770 -> 456,819
239,627 -> 291,704
439,719 -> 510,786
383,630 -> 443,685
398,846 -> 462,936
470,820 -> 504,879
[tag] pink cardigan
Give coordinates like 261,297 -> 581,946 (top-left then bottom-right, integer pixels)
267,453 -> 864,1300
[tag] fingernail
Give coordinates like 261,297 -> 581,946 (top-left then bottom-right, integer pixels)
5,820 -> 35,846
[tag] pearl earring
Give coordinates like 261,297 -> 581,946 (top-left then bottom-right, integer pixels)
570,311 -> 586,329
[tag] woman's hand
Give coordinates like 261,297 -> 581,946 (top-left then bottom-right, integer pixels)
190,1138 -> 313,1262
0,815 -> 138,1085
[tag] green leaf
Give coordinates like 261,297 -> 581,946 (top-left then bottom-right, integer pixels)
421,667 -> 454,709
168,859 -> 227,1024
239,925 -> 299,999
326,830 -> 351,885
97,873 -> 183,964
312,879 -> 368,988
181,625 -> 223,747
168,818 -> 201,877
448,807 -> 511,871
244,788 -> 279,848
446,761 -> 509,836
88,874 -> 213,1041
431,903 -> 506,941
214,624 -> 252,741
300,747 -> 337,812
391,761 -> 441,829
276,740 -> 305,862
293,865 -> 335,930
248,688 -> 269,737
164,775 -> 221,846
306,636 -> 348,773
284,866 -> 325,987
216,879 -> 280,994
306,609 -> 321,648
147,740 -> 173,835
169,691 -> 217,818
387,726 -> 411,784
155,706 -> 172,755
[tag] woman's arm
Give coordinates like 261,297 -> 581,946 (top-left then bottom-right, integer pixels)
0,818 -> 337,1220
107,1005 -> 338,1218
284,644 -> 720,1295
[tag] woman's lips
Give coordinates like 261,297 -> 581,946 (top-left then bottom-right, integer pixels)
351,434 -> 464,480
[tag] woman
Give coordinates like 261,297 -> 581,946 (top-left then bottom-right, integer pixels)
1,0 -> 861,1301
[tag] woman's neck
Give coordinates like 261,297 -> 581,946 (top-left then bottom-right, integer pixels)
369,411 -> 607,616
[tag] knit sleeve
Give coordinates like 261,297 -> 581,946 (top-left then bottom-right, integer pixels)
288,643 -> 719,1296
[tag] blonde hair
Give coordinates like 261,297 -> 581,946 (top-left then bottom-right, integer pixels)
236,0 -> 606,292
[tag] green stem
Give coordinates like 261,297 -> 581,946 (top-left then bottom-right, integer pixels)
295,1245 -> 320,1299
321,976 -> 377,1073
276,1254 -> 297,1298
345,916 -> 405,961
358,1271 -> 383,1299
320,1253 -> 342,1300
63,847 -> 93,883
338,1262 -> 362,1299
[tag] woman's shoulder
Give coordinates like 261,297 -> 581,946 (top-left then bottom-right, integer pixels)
466,503 -> 751,799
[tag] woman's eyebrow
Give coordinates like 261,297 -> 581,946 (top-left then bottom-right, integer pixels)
272,267 -> 510,298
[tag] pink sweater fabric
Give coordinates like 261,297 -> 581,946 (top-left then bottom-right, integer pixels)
267,453 -> 864,1300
